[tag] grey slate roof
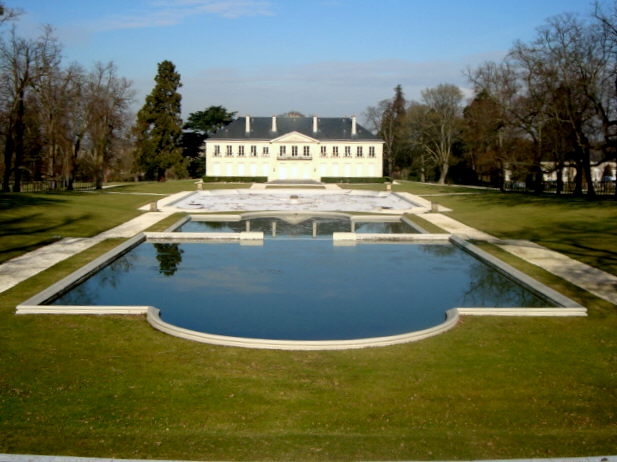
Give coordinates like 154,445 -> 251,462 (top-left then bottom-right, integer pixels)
209,116 -> 381,141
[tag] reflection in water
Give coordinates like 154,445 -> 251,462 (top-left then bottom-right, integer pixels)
180,216 -> 417,238
52,240 -> 549,340
53,252 -> 136,305
154,243 -> 184,276
462,261 -> 542,306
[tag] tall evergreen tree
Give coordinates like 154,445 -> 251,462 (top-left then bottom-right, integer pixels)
133,60 -> 183,181
379,84 -> 407,177
182,105 -> 236,178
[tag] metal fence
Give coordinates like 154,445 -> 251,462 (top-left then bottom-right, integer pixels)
6,181 -> 97,193
503,180 -> 616,196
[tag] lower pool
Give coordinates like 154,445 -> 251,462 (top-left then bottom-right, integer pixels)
52,239 -> 549,341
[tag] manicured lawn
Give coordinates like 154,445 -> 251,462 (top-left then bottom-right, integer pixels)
1,181 -> 616,460
394,181 -> 617,276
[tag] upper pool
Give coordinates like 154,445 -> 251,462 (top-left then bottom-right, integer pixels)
171,189 -> 421,213
179,215 -> 419,238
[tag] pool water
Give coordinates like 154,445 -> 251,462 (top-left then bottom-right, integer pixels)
179,216 -> 418,238
52,239 -> 549,341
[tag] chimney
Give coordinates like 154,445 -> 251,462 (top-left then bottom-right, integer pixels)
272,115 -> 277,132
351,115 -> 357,136
245,115 -> 251,134
312,115 -> 318,133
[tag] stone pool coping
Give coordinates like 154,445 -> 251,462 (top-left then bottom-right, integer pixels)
2,454 -> 614,462
16,230 -> 586,351
169,211 -> 432,239
146,188 -> 442,215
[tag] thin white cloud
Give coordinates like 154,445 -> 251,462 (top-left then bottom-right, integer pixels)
179,51 -> 507,118
95,0 -> 274,31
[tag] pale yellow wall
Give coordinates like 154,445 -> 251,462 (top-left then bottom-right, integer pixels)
205,139 -> 383,181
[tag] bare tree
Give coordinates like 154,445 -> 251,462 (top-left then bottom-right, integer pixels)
0,2 -> 21,27
469,8 -> 617,197
83,62 -> 134,189
512,14 -> 605,196
467,60 -> 547,190
592,1 -> 617,188
364,99 -> 395,176
415,84 -> 463,184
0,25 -> 61,191
363,99 -> 389,135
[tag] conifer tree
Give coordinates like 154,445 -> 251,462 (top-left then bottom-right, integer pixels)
133,60 -> 184,180
379,84 -> 407,177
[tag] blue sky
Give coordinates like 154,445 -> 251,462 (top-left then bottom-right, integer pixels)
13,0 -> 598,121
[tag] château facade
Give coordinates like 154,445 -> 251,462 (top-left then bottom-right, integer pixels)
204,115 -> 384,181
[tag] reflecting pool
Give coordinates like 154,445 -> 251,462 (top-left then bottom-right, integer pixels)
179,216 -> 418,238
52,240 -> 549,341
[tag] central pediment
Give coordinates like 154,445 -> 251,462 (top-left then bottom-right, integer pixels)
271,131 -> 318,143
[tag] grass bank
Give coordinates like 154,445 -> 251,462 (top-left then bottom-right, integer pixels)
394,181 -> 617,276
0,181 -> 616,460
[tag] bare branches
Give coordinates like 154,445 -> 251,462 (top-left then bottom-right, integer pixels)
0,18 -> 134,191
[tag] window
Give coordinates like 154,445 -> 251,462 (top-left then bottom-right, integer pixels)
291,146 -> 298,157
214,145 -> 221,157
344,146 -> 351,157
320,146 -> 327,157
279,145 -> 286,156
303,146 -> 310,157
332,146 -> 339,157
238,146 -> 245,156
250,145 -> 257,157
356,146 -> 363,157
263,146 -> 269,156
369,146 -> 376,158
226,145 -> 233,156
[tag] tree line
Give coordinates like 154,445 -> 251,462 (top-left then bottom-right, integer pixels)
366,2 -> 617,197
4,2 -> 617,196
0,4 -> 235,192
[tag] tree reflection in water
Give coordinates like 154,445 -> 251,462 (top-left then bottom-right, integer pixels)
462,261 -> 545,306
54,252 -> 136,305
154,243 -> 184,276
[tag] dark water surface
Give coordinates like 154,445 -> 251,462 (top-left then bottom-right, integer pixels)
53,240 -> 548,340
179,216 -> 418,237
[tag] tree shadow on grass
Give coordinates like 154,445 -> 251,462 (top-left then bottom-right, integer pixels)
0,194 -> 94,264
0,212 -> 93,262
449,191 -> 612,209
518,220 -> 617,276
0,193 -> 67,210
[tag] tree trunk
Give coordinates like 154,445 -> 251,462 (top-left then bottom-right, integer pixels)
67,135 -> 81,191
438,161 -> 448,184
582,146 -> 596,198
12,93 -> 25,193
556,160 -> 564,196
573,158 -> 584,197
2,130 -> 14,193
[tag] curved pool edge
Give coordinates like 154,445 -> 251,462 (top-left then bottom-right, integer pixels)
146,306 -> 586,350
146,307 -> 461,350
14,304 -> 586,350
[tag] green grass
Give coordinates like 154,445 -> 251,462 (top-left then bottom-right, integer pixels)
394,181 -> 617,276
1,180 -> 617,460
0,191 -> 150,264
